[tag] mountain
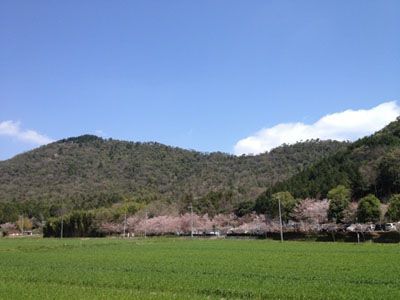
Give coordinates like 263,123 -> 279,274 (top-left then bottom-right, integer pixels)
0,136 -> 345,222
266,117 -> 400,201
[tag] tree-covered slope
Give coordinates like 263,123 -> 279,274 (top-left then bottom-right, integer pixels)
267,117 -> 400,200
0,136 -> 345,221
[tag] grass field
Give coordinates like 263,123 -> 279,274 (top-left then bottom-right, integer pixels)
0,238 -> 399,299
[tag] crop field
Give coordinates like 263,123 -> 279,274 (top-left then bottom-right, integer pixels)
0,238 -> 399,299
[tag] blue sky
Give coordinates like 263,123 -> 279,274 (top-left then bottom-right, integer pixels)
1,1 -> 400,160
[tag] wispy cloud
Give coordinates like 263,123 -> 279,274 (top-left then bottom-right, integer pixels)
234,101 -> 400,155
0,120 -> 54,145
94,129 -> 106,137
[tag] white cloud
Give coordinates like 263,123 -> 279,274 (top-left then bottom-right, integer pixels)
234,101 -> 400,155
0,120 -> 54,145
94,129 -> 105,136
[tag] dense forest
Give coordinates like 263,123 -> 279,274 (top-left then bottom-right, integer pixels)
0,136 -> 345,223
260,117 -> 400,202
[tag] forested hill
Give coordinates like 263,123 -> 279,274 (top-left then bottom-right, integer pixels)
267,117 -> 400,201
0,136 -> 345,219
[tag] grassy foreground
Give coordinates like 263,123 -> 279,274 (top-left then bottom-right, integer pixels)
0,238 -> 399,299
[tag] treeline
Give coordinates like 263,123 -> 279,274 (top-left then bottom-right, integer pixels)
43,211 -> 103,238
0,192 -> 127,224
42,199 -> 146,237
255,185 -> 400,224
0,189 -> 239,224
11,182 -> 400,238
41,187 -> 400,238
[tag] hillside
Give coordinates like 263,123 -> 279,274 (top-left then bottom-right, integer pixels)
0,136 -> 345,222
266,117 -> 400,201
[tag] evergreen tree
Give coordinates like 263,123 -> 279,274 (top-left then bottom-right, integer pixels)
327,185 -> 351,223
357,194 -> 381,223
386,194 -> 400,221
255,191 -> 296,222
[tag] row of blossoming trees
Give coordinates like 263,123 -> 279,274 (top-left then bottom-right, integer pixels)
100,213 -> 265,236
97,198 -> 331,237
99,186 -> 400,237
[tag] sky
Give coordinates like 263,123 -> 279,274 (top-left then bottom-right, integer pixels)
1,1 -> 400,160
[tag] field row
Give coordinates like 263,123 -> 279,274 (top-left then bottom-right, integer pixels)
1,238 -> 399,299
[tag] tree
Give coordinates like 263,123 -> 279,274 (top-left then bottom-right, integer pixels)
254,189 -> 272,215
0,202 -> 19,223
16,217 -> 33,232
357,194 -> 381,223
341,202 -> 358,224
43,211 -> 103,237
234,201 -> 254,217
327,185 -> 351,223
377,149 -> 400,196
292,199 -> 328,224
0,223 -> 17,236
386,194 -> 400,221
256,191 -> 296,222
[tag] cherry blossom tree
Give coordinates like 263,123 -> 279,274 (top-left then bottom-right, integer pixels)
99,222 -> 122,236
234,214 -> 267,234
1,222 -> 17,236
342,202 -> 358,224
292,199 -> 329,224
212,213 -> 238,233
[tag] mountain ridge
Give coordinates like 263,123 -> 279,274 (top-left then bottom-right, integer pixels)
0,136 -> 346,222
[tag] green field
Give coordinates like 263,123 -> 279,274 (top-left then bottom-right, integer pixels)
0,238 -> 399,299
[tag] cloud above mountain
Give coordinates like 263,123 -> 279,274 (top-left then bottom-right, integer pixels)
0,120 -> 53,145
234,101 -> 400,155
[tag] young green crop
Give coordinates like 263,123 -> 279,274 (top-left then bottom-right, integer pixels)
0,238 -> 399,299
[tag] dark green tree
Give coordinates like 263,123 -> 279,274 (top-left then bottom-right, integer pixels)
386,194 -> 400,221
254,189 -> 272,215
357,194 -> 381,223
43,211 -> 103,238
234,201 -> 254,217
327,185 -> 351,223
377,149 -> 400,196
255,191 -> 296,222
